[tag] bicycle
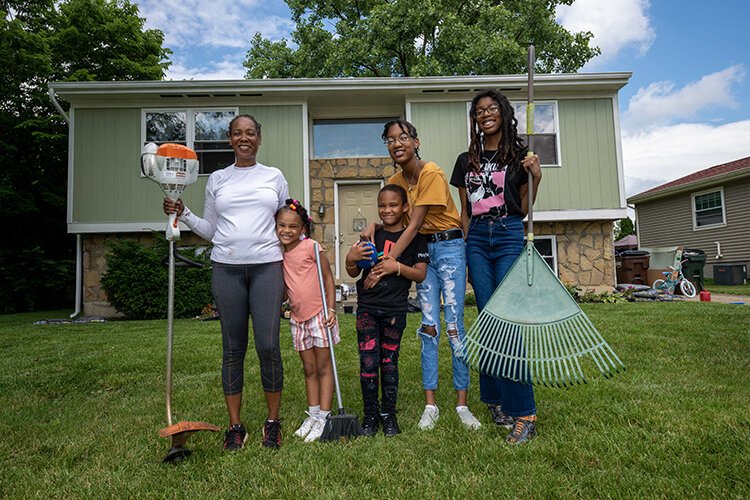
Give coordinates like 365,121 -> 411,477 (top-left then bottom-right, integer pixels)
652,259 -> 697,298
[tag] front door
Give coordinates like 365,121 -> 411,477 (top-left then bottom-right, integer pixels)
337,182 -> 382,280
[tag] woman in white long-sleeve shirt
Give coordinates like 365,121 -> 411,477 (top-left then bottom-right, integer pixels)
164,115 -> 289,450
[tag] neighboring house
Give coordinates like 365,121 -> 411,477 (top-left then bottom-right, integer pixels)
49,74 -> 630,316
628,156 -> 750,279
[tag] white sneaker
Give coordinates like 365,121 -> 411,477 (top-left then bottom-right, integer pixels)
304,417 -> 326,442
417,405 -> 440,430
456,406 -> 482,430
294,413 -> 316,438
448,333 -> 464,358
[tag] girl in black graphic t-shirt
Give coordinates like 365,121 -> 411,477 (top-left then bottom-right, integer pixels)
450,89 -> 543,444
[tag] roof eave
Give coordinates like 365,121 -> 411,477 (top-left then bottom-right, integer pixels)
48,72 -> 632,98
628,169 -> 750,204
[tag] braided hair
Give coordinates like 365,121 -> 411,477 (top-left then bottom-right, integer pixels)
468,90 -> 526,173
276,198 -> 313,236
381,119 -> 421,159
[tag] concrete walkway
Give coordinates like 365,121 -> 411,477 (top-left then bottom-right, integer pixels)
685,292 -> 748,305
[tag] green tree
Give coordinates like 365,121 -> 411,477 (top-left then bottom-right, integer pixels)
0,0 -> 170,313
614,217 -> 636,242
244,0 -> 599,78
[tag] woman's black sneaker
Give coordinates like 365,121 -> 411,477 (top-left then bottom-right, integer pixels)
262,419 -> 282,449
381,413 -> 401,437
487,404 -> 514,429
361,415 -> 380,436
223,423 -> 248,451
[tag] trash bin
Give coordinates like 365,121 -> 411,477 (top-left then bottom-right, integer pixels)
682,248 -> 706,291
713,264 -> 748,286
616,250 -> 650,285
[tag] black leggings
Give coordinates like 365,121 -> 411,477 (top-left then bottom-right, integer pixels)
356,309 -> 407,416
212,261 -> 285,395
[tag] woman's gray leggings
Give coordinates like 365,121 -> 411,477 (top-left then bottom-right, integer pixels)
212,261 -> 285,395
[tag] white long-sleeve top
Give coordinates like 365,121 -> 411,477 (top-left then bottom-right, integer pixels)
179,162 -> 289,265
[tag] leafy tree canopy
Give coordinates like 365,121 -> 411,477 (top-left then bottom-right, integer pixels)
615,217 -> 636,242
244,0 -> 600,78
0,0 -> 171,312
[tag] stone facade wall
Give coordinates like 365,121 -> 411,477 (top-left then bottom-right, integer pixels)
309,157 -> 397,261
536,220 -> 616,290
82,232 -> 208,317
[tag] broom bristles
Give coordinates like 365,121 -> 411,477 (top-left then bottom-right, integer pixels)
463,310 -> 625,387
319,409 -> 365,442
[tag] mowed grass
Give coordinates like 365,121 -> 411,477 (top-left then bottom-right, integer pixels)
1,302 -> 748,498
705,278 -> 750,297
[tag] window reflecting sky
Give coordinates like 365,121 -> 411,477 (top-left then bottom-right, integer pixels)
313,118 -> 396,158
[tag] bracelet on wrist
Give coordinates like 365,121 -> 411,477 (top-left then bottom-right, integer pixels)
397,262 -> 401,276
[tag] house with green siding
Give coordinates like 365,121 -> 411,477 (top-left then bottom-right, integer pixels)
49,73 -> 630,316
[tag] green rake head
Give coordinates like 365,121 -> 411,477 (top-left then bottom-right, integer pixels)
462,243 -> 626,387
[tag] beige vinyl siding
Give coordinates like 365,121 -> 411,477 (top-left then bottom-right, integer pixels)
71,105 -> 304,227
635,177 -> 750,278
410,98 -> 621,212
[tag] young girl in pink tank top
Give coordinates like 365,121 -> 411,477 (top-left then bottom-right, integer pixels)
276,198 -> 340,443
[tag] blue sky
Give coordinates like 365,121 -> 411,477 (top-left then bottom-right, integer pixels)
133,0 -> 750,197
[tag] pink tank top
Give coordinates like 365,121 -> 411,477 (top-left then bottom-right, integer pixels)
282,238 -> 324,322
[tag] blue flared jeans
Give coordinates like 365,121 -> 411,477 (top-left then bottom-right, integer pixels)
466,216 -> 536,417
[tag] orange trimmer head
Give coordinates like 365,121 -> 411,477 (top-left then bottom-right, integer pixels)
160,421 -> 220,463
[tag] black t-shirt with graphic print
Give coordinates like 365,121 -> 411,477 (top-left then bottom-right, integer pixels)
450,150 -> 528,219
356,229 -> 429,313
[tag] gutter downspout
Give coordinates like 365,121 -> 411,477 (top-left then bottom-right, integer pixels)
70,234 -> 82,319
48,88 -> 69,123
48,88 -> 80,318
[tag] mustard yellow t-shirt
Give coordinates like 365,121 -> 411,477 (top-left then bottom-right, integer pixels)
388,162 -> 462,234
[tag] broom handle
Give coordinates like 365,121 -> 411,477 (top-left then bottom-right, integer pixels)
527,44 -> 535,237
313,242 -> 345,411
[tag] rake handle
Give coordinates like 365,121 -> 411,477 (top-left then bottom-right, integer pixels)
526,44 -> 535,236
526,44 -> 536,286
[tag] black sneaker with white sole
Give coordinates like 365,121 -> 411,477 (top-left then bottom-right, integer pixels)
223,423 -> 248,451
262,419 -> 282,449
487,404 -> 514,429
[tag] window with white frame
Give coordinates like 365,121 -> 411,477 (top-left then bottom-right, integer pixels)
526,235 -> 558,274
512,101 -> 560,166
313,118 -> 398,159
143,108 -> 237,174
692,188 -> 726,229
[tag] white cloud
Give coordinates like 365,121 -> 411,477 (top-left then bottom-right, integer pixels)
166,56 -> 247,80
134,0 -> 294,50
622,65 -> 745,131
622,120 -> 750,196
557,0 -> 654,69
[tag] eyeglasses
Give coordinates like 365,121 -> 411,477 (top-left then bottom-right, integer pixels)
473,104 -> 500,118
384,134 -> 412,146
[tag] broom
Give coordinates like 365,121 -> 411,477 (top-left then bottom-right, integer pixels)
460,45 -> 625,387
312,242 -> 365,441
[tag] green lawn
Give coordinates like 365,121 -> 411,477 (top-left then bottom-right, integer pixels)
1,303 -> 749,498
705,278 -> 750,296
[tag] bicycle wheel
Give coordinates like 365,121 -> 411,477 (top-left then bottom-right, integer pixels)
652,279 -> 665,291
680,279 -> 697,298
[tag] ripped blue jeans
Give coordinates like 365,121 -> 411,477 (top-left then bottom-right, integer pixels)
417,237 -> 470,391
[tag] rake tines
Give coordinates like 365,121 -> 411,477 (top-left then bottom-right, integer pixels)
461,243 -> 625,388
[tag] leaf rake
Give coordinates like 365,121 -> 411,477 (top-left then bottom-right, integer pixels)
461,45 -> 625,387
